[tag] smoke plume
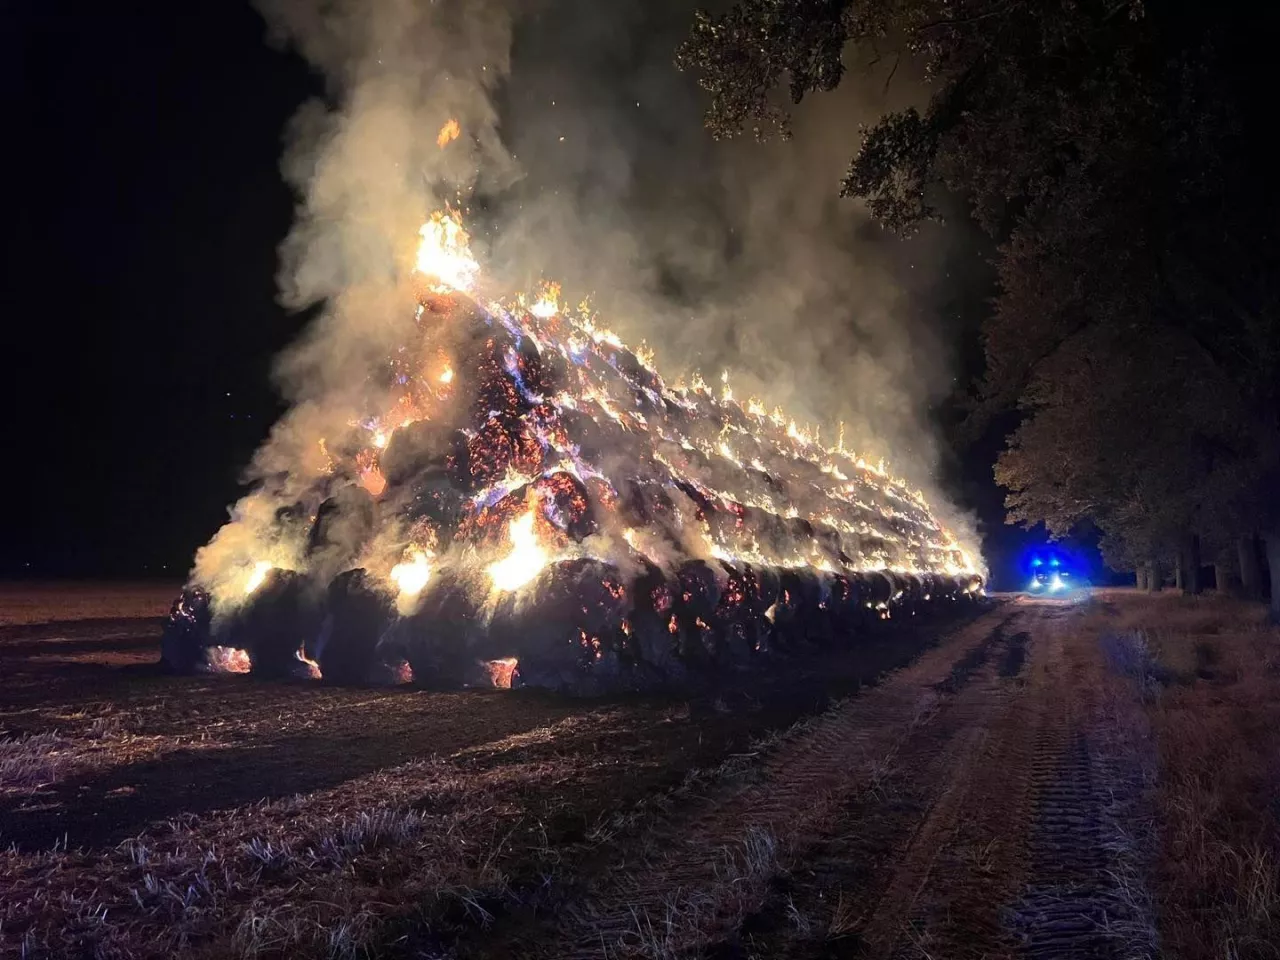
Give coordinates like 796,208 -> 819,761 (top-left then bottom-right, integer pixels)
491,2 -> 965,478
193,0 -> 983,603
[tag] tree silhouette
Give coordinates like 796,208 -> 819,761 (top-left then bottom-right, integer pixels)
680,0 -> 1280,610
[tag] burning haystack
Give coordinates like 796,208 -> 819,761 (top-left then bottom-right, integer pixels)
163,201 -> 981,694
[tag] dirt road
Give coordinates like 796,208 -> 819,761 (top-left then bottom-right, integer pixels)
461,595 -> 1158,960
2,592 -> 1168,958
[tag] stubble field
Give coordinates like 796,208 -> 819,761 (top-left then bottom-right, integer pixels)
2,585 -> 1276,959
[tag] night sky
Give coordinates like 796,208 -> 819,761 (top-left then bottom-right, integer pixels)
8,3 -> 320,578
5,1 -> 1062,587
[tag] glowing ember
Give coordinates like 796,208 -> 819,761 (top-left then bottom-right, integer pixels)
297,650 -> 322,679
243,561 -> 273,596
358,466 -> 387,497
206,646 -> 251,674
484,657 -> 518,689
486,511 -> 549,592
439,366 -> 454,384
415,211 -> 479,293
436,118 -> 461,149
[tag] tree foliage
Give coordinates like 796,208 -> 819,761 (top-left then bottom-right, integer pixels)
679,0 -> 1280,597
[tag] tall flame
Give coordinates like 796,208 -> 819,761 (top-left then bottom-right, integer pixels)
486,511 -> 549,592
415,211 -> 479,293
243,561 -> 273,596
389,547 -> 433,613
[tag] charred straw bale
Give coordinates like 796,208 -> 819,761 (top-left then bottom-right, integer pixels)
166,288 -> 981,694
315,569 -> 397,684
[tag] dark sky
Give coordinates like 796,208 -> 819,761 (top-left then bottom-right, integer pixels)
7,2 -> 320,578
3,0 -> 1061,587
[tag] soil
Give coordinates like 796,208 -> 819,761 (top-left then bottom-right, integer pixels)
0,588 -> 979,856
0,586 -> 1191,959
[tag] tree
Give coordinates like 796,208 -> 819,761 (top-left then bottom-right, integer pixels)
679,0 -> 1280,613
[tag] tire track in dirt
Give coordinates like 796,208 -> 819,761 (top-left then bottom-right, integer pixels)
717,603 -> 1070,960
830,613 -> 1045,959
842,612 -> 1055,960
1013,723 -> 1121,959
464,607 -> 1017,959
1008,617 -> 1158,960
852,603 -> 1157,960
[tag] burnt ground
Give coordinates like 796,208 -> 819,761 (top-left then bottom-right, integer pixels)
3,586 -> 1274,959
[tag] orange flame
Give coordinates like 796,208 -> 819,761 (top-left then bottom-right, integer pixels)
486,510 -> 550,592
389,546 -> 433,612
484,657 -> 518,689
243,561 -> 273,596
359,466 -> 387,498
529,281 -> 562,319
437,118 -> 461,149
415,210 -> 480,293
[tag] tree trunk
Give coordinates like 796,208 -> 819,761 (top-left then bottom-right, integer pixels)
1214,561 -> 1232,594
1147,559 -> 1161,593
1180,534 -> 1202,595
1136,566 -> 1147,591
1175,553 -> 1185,592
1239,535 -> 1262,600
1264,533 -> 1280,621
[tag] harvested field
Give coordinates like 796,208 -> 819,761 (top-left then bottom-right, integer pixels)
0,581 -> 177,627
2,584 -> 1277,959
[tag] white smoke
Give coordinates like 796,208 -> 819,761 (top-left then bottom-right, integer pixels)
192,0 -> 985,606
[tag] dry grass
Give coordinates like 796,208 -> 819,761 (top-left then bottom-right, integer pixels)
1151,669 -> 1280,958
615,825 -> 785,959
0,711 -> 182,801
1092,631 -> 1162,959
1,699 -> 809,959
1100,629 -> 1167,700
1,758 -> 525,959
0,732 -> 70,792
1101,591 -> 1280,960
1102,589 -> 1271,641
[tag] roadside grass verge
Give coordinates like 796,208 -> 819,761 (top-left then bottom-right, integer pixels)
1102,593 -> 1280,960
1151,640 -> 1280,959
1107,591 -> 1269,647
